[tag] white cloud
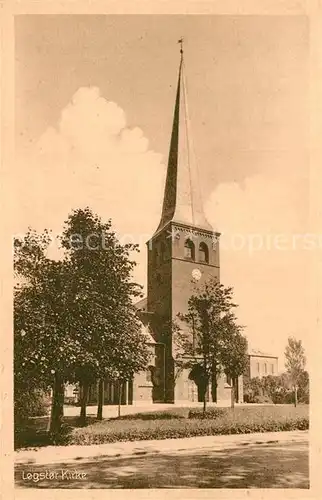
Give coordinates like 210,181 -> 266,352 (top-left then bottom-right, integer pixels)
16,86 -> 166,286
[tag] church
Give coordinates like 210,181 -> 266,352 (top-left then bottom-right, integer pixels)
72,44 -> 282,409
76,45 -> 245,408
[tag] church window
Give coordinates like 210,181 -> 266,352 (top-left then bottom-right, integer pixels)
257,362 -> 260,373
226,373 -> 232,386
271,364 -> 274,374
199,242 -> 209,263
264,363 -> 267,374
184,239 -> 195,260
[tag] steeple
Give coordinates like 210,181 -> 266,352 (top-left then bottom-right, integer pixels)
155,40 -> 213,234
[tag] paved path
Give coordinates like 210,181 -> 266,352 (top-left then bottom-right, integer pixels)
15,431 -> 308,488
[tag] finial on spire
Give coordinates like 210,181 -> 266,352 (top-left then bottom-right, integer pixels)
178,38 -> 184,57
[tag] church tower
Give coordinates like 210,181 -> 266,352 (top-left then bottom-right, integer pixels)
147,43 -> 220,403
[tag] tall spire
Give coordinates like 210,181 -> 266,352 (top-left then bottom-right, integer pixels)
155,40 -> 212,234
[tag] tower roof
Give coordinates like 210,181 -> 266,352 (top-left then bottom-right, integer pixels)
155,42 -> 213,235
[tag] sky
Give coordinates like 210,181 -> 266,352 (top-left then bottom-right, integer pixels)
15,15 -> 311,367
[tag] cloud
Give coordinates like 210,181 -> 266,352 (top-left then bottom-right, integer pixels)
205,174 -> 310,363
16,86 -> 166,284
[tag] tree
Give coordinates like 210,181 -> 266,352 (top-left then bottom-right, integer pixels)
243,376 -> 264,402
243,373 -> 295,404
14,209 -> 151,436
14,230 -> 86,437
219,315 -> 248,408
297,370 -> 309,404
261,375 -> 280,403
175,277 -> 244,414
60,208 -> 150,423
285,337 -> 306,407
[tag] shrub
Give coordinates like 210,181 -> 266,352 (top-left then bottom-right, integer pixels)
299,393 -> 309,404
14,388 -> 51,423
188,407 -> 227,419
272,391 -> 294,404
253,394 -> 273,404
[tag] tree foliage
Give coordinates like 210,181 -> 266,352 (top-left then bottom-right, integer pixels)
174,277 -> 247,411
285,336 -> 306,407
244,371 -> 309,404
14,208 -> 151,432
219,315 -> 248,407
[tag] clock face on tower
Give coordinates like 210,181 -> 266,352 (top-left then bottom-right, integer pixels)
192,268 -> 202,281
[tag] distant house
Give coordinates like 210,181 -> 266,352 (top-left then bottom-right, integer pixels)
245,349 -> 278,379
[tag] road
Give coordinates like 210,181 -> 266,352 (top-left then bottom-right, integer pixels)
15,438 -> 309,488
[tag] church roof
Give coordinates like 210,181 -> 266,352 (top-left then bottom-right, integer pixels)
134,296 -> 148,311
139,321 -> 156,344
134,298 -> 157,344
155,44 -> 213,235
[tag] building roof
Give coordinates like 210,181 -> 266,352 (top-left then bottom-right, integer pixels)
154,48 -> 213,235
134,298 -> 157,344
139,321 -> 156,344
249,349 -> 278,359
134,296 -> 148,311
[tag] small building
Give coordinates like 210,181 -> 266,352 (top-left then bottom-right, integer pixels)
246,349 -> 278,379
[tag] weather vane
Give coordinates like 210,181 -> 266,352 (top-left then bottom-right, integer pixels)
178,38 -> 184,55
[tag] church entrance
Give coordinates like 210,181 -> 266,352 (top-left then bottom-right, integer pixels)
188,364 -> 208,402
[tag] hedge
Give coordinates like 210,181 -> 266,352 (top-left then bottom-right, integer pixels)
188,407 -> 227,419
187,404 -> 308,420
69,407 -> 308,445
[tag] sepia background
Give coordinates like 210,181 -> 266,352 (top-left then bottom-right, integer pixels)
1,0 -> 321,498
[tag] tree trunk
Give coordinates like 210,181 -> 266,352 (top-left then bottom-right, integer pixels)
203,392 -> 207,415
202,381 -> 208,416
118,380 -> 122,418
294,386 -> 298,407
79,380 -> 89,426
202,362 -> 208,416
97,379 -> 104,420
49,372 -> 64,436
231,384 -> 235,409
211,367 -> 217,403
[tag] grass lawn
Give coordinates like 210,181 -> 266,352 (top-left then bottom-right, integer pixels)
15,405 -> 309,448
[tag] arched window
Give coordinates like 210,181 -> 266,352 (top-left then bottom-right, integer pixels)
199,242 -> 209,263
184,239 -> 195,260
